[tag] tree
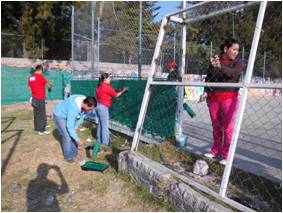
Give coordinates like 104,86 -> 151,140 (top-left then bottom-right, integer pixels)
2,1 -> 80,60
98,1 -> 160,64
182,2 -> 282,78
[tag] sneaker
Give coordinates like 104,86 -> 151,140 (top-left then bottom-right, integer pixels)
204,153 -> 215,159
38,131 -> 50,135
219,159 -> 228,165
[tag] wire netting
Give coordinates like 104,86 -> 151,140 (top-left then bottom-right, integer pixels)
1,33 -> 24,58
1,66 -> 71,105
72,1 -> 161,79
1,33 -> 71,60
135,1 -> 282,211
70,79 -> 176,143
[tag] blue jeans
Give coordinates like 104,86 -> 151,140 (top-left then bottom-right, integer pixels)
96,103 -> 110,145
53,114 -> 78,160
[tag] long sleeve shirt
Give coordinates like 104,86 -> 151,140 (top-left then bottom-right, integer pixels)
96,82 -> 118,108
53,95 -> 87,142
205,56 -> 244,94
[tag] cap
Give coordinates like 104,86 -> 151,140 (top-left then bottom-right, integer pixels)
167,61 -> 177,69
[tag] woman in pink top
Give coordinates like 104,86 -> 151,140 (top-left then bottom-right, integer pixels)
96,73 -> 127,145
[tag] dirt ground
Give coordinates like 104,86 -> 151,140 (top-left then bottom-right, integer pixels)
1,102 -> 171,212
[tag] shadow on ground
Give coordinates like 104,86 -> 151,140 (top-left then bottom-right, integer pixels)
26,163 -> 69,211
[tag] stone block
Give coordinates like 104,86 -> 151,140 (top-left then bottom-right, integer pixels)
193,160 -> 209,176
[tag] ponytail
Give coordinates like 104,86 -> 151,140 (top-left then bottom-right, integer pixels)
97,72 -> 110,87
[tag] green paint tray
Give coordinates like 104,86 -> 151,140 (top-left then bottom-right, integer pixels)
80,160 -> 109,172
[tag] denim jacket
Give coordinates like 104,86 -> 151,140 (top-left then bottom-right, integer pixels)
53,95 -> 87,142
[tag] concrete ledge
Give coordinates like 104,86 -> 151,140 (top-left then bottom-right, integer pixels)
118,151 -> 231,212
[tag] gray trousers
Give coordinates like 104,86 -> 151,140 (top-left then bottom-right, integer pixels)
32,98 -> 47,132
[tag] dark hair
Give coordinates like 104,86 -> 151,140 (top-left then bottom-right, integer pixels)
220,38 -> 239,54
83,96 -> 97,107
98,72 -> 110,87
35,65 -> 43,71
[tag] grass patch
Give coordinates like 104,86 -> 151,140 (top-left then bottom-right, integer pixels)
11,109 -> 33,120
138,141 -> 282,211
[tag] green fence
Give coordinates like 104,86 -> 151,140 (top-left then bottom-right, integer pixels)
71,80 -> 177,141
1,66 -> 71,105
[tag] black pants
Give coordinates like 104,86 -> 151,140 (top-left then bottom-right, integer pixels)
32,98 -> 47,132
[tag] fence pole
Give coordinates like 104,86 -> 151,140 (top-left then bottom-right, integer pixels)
131,17 -> 168,151
41,38 -> 44,60
97,2 -> 103,74
210,41 -> 212,59
97,17 -> 100,71
241,46 -> 245,81
263,51 -> 266,82
138,1 -> 143,79
91,2 -> 95,79
71,5 -> 74,77
174,32 -> 176,61
176,0 -> 187,137
219,1 -> 267,197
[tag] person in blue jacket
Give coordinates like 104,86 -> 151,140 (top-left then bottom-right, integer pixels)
53,95 -> 97,162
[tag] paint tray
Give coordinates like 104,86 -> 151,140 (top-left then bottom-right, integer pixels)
80,160 -> 109,172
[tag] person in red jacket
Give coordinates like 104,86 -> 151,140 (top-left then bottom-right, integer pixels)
28,65 -> 53,135
96,73 -> 127,145
201,38 -> 244,165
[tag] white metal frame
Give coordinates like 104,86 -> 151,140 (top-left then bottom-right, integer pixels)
219,1 -> 268,197
176,1 -> 187,138
131,1 -> 270,211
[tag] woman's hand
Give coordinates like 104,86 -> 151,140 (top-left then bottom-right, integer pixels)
211,55 -> 221,69
199,92 -> 207,103
77,140 -> 84,149
121,87 -> 128,93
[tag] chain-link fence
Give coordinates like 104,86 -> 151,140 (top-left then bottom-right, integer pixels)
1,33 -> 24,58
72,1 -> 162,79
131,1 -> 281,211
1,66 -> 71,105
1,32 -> 71,60
2,1 -> 281,211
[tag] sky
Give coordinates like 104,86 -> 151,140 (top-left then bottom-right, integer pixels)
155,1 -> 183,21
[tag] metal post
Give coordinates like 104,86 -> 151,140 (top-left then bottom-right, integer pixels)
219,1 -> 267,197
97,2 -> 103,75
210,41 -> 213,59
173,32 -> 176,61
263,51 -> 266,82
91,2 -> 95,79
71,6 -> 74,77
232,12 -> 235,37
41,39 -> 44,60
176,1 -> 187,137
97,18 -> 100,71
131,17 -> 168,151
241,46 -> 245,81
138,1 -> 142,79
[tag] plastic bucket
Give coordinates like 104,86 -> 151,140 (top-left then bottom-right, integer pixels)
175,135 -> 188,148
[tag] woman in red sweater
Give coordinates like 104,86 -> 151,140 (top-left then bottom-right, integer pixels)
201,38 -> 244,165
96,73 -> 127,146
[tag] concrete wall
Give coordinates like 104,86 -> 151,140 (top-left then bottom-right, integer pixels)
118,151 -> 232,212
1,57 -> 157,77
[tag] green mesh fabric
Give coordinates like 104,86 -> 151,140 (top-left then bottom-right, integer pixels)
1,66 -> 71,105
71,80 -> 176,140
